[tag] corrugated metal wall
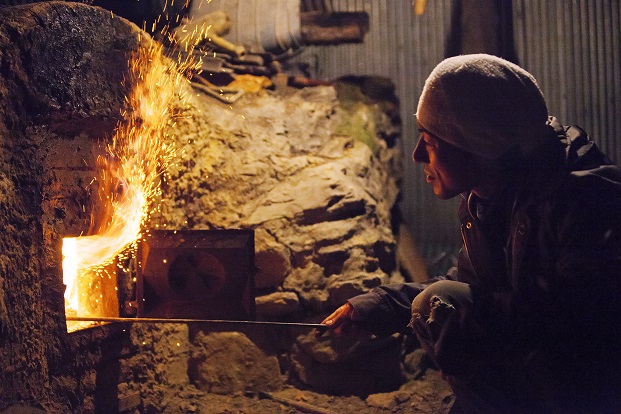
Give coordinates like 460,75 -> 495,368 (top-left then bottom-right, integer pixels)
304,0 -> 621,269
513,0 -> 621,164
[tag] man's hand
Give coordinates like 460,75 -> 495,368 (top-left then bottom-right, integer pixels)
315,302 -> 372,338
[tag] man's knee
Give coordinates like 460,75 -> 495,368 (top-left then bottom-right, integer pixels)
410,280 -> 472,327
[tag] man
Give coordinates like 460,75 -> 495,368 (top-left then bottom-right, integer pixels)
319,54 -> 621,413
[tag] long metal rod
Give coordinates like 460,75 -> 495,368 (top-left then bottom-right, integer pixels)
66,316 -> 327,330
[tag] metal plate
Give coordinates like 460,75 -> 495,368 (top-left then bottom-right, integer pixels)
137,229 -> 255,320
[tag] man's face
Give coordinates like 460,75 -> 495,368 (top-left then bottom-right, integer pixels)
412,128 -> 473,199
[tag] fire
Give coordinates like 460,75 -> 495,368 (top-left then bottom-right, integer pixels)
62,38 -> 193,321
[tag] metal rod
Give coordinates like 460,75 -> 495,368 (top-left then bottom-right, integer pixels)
66,316 -> 327,330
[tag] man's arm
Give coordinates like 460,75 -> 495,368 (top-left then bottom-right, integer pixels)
319,282 -> 429,337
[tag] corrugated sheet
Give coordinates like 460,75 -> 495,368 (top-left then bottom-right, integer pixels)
305,0 -> 621,267
513,0 -> 621,163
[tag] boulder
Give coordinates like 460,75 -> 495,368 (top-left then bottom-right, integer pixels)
255,291 -> 301,317
289,331 -> 405,395
189,331 -> 284,394
254,228 -> 291,289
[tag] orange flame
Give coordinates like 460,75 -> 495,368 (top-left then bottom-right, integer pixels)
62,40 -> 185,318
61,7 -> 211,329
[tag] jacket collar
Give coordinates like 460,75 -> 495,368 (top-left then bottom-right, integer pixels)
458,116 -> 616,223
458,118 -> 567,223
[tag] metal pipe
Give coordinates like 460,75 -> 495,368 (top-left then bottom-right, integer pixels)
66,316 -> 327,331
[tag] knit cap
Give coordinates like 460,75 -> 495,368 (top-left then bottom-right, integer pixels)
416,54 -> 549,160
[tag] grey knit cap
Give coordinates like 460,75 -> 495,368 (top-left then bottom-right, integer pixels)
416,54 -> 549,160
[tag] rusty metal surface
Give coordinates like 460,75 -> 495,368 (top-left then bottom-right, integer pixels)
137,229 -> 256,320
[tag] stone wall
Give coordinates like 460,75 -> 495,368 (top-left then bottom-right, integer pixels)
0,3 -> 140,411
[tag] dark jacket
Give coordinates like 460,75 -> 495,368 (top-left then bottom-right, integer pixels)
350,117 -> 621,411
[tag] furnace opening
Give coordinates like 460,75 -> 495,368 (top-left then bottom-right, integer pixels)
59,38 -> 184,332
62,237 -> 121,332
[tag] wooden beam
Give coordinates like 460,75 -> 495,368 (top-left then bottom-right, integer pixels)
300,11 -> 369,45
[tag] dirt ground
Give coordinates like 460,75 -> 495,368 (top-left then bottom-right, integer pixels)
160,369 -> 454,414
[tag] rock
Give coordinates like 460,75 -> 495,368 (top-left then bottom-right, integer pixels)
189,331 -> 284,394
282,261 -> 329,312
255,291 -> 300,317
342,247 -> 380,273
0,276 -> 8,339
365,389 -> 411,409
254,228 -> 291,288
403,348 -> 429,379
284,261 -> 326,292
289,331 -> 405,395
129,323 -> 190,357
326,269 -> 385,307
0,405 -> 47,414
243,156 -> 372,226
365,392 -> 398,410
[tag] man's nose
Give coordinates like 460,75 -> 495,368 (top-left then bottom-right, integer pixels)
412,139 -> 428,163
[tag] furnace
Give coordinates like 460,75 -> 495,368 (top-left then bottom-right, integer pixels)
63,229 -> 256,331
0,3 -> 407,411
